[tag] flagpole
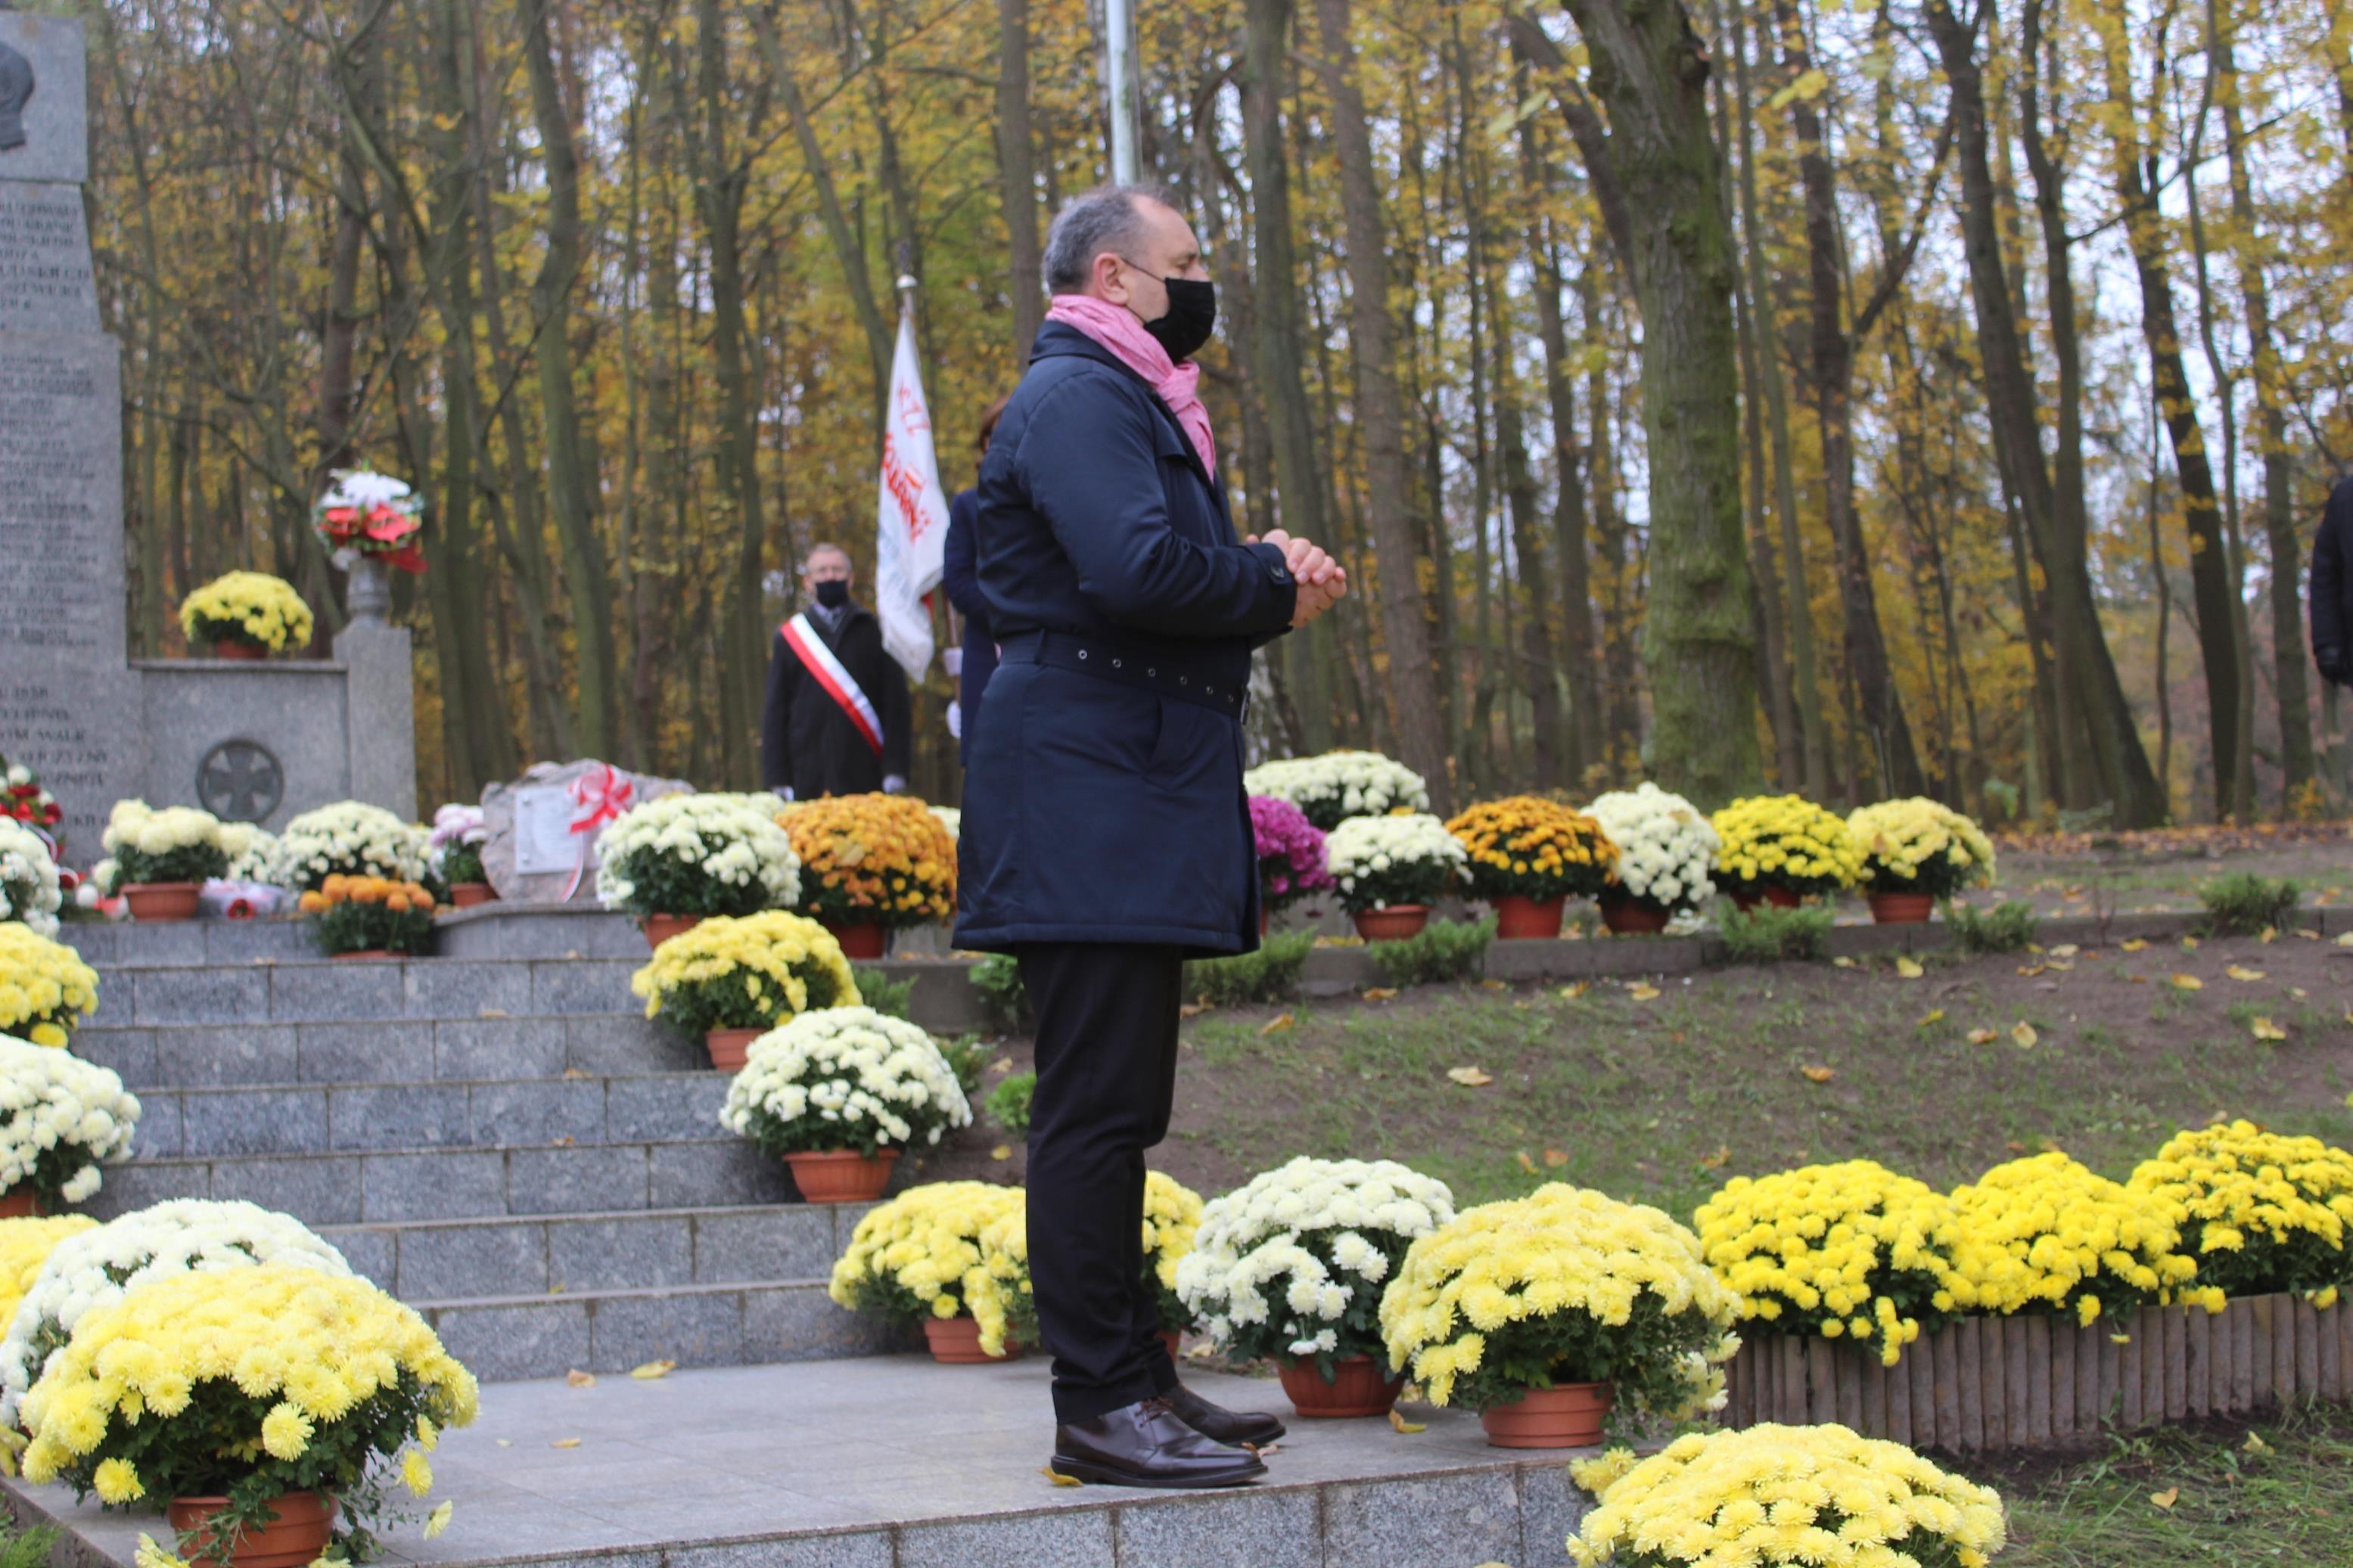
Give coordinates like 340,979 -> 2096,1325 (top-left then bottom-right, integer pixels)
1105,0 -> 1138,184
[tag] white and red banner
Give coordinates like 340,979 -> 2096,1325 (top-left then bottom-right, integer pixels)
782,613 -> 886,756
875,303 -> 950,680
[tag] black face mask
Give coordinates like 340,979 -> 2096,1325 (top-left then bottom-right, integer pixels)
1127,262 -> 1218,362
814,579 -> 850,610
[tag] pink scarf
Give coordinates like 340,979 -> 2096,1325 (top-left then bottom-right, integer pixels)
1046,293 -> 1217,478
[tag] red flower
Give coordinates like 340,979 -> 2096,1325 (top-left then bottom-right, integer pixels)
384,543 -> 427,574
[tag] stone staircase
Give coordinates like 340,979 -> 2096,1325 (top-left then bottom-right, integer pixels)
53,912 -> 971,1383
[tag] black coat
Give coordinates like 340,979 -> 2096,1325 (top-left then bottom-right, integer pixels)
953,321 -> 1298,955
759,604 -> 912,799
2314,477 -> 2353,684
943,487 -> 998,765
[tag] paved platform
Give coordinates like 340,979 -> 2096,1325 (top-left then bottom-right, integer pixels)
2,1355 -> 1594,1567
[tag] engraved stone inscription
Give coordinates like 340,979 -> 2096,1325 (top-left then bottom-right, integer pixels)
0,182 -> 96,330
0,339 -> 116,655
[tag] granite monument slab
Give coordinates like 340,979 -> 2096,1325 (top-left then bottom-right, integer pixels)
0,12 -> 85,187
0,179 -> 96,330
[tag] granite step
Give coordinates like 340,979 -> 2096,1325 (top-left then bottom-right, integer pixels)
88,1135 -> 805,1225
318,1203 -> 859,1302
123,1070 -> 735,1161
73,1011 -> 699,1089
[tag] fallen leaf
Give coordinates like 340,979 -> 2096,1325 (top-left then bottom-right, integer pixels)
2012,1022 -> 2038,1048
2249,1018 -> 2288,1042
1363,986 -> 1400,1001
2336,932 -> 2353,949
1801,1065 -> 1836,1083
1832,957 -> 1857,969
2227,965 -> 2267,982
495,1439 -> 511,1448
1699,1144 -> 1732,1171
1916,1008 -> 1946,1027
552,1438 -> 581,1449
1627,983 -> 1662,1000
990,1144 -> 1013,1162
1178,1002 -> 1212,1019
1516,1150 -> 1540,1174
2005,1141 -> 2028,1153
1479,978 -> 1508,992
2260,926 -> 2278,943
1895,957 -> 1924,979
2049,944 -> 2080,958
2292,987 -> 2309,1000
1543,1147 -> 1570,1168
1388,1408 -> 1427,1434
2171,973 -> 2204,991
1042,1467 -> 1083,1488
990,1056 -> 1014,1074
1967,1028 -> 1999,1045
2244,1432 -> 2271,1455
1251,1442 -> 1282,1457
478,1008 -> 511,1019
2149,1487 -> 2179,1511
1259,1012 -> 1295,1036
629,1359 -> 676,1380
2121,939 -> 2150,952
565,1369 -> 596,1388
1447,1066 -> 1494,1087
2111,1333 -> 2134,1344
2125,975 -> 2149,984
2017,964 -> 2047,978
2181,936 -> 2202,950
1558,982 -> 1591,999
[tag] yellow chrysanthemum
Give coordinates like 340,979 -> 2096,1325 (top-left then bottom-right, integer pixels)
177,571 -> 315,654
831,1182 -> 1028,1350
2128,1120 -> 2353,1303
630,910 -> 861,1035
1950,1152 -> 2218,1321
1711,796 -> 1866,899
92,1455 -> 144,1504
0,924 -> 101,1044
1848,798 -> 1997,898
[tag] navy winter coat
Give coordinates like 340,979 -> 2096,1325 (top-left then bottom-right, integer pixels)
953,321 -> 1298,955
2314,476 -> 2353,685
942,487 -> 998,764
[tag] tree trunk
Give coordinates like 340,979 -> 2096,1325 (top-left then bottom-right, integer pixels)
996,0 -> 1044,360
1554,0 -> 1761,806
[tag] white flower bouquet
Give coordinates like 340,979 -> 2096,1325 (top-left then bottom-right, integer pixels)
429,803 -> 490,886
1587,783 -> 1721,916
719,1006 -> 972,1157
0,1197 -> 350,1426
1243,750 -> 1431,832
98,801 -> 228,887
0,1033 -> 138,1212
213,821 -> 281,885
0,818 -> 63,937
595,793 -> 801,918
275,801 -> 431,891
1323,812 -> 1468,913
1173,1156 -> 1455,1371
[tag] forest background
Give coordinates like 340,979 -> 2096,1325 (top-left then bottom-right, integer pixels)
67,0 -> 2353,825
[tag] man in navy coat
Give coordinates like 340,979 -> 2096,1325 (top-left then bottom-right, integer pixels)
956,185 -> 1347,1488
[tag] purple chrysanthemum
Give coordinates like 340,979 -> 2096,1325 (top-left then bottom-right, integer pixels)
1250,794 -> 1332,910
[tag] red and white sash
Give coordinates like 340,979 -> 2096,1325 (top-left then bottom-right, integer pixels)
782,613 -> 885,756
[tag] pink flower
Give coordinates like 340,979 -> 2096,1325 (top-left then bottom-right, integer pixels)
1249,795 -> 1332,909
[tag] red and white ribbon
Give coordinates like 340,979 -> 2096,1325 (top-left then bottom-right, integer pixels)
561,763 -> 636,901
782,613 -> 885,757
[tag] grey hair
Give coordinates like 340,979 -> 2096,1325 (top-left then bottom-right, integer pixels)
1041,184 -> 1180,295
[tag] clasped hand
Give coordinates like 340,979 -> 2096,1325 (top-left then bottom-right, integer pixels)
1251,529 -> 1349,628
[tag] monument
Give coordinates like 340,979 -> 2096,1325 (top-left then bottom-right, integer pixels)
0,12 -> 415,852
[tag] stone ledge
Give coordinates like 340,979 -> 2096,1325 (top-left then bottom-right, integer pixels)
74,1012 -> 695,1089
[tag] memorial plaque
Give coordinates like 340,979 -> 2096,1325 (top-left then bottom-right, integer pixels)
478,759 -> 692,904
0,14 -> 88,188
0,181 -> 96,331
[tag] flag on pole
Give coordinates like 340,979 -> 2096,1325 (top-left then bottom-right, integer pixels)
875,294 -> 950,681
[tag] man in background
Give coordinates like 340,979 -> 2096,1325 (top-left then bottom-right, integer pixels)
761,542 -> 912,800
2315,475 -> 2351,693
941,396 -> 1012,759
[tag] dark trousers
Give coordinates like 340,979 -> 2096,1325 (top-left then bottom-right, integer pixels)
1017,942 -> 1185,1424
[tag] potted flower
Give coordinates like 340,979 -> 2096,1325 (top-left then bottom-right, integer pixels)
0,1198 -> 352,1429
631,910 -> 861,1070
1446,796 -> 1618,940
595,793 -> 802,949
778,793 -> 957,960
0,924 -> 99,1049
176,571 -> 314,662
101,801 -> 228,921
273,800 -> 432,893
296,874 -> 437,960
0,1036 -> 139,1218
429,803 -> 494,908
828,1181 -> 1030,1362
1566,1424 -> 2011,1568
1243,750 -> 1431,832
1323,813 -> 1469,941
313,468 -> 427,618
1695,1160 -> 1969,1368
0,759 -> 65,841
1848,797 -> 1997,924
0,1216 -> 98,1334
1709,794 -> 1863,911
718,1005 -> 972,1202
1587,782 -> 1720,935
0,817 -> 64,937
1380,1183 -> 1740,1447
1948,1151 -> 2218,1326
1142,1170 -> 1204,1356
1249,795 -> 1332,933
2128,1120 -> 2353,1304
1173,1157 -> 1456,1419
19,1265 -> 474,1566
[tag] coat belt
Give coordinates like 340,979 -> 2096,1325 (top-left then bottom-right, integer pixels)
997,631 -> 1247,720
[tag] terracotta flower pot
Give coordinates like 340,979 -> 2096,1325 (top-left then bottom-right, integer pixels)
1492,894 -> 1566,941
449,881 -> 496,909
1867,891 -> 1935,925
166,1492 -> 337,1568
1351,905 -> 1430,942
1730,886 -> 1802,914
1479,1381 -> 1613,1448
1158,1328 -> 1183,1361
823,920 -> 887,960
923,1315 -> 1021,1364
209,639 -> 267,662
704,1026 -> 763,1073
1259,905 -> 1271,936
0,1188 -> 44,1219
330,949 -> 397,961
1278,1355 -> 1405,1419
1599,896 -> 1670,936
784,1147 -> 898,1203
123,882 -> 201,921
642,912 -> 702,950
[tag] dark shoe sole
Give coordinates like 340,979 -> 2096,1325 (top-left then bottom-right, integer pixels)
1047,1455 -> 1266,1489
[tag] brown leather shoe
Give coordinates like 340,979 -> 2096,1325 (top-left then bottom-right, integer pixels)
1163,1381 -> 1286,1447
1049,1397 -> 1267,1489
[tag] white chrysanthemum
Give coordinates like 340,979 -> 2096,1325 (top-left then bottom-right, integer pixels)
1587,782 -> 1720,914
1322,813 -> 1466,905
719,1006 -> 971,1153
274,801 -> 431,889
0,1197 -> 348,1424
0,820 -> 64,937
1243,752 -> 1431,829
0,1039 -> 138,1225
594,793 -> 801,911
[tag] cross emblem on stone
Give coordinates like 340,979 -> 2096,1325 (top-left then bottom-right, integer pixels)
197,740 -> 284,824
